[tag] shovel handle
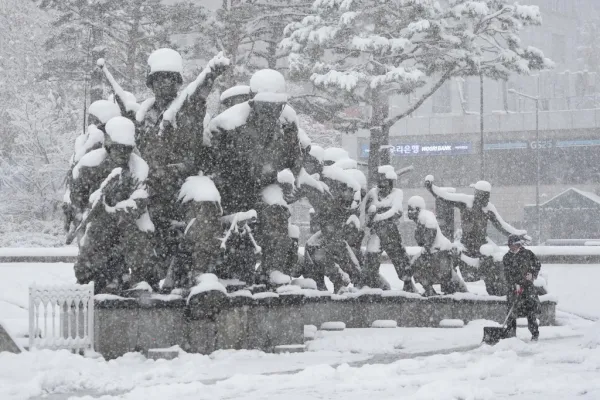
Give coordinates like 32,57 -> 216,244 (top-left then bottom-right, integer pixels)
501,293 -> 521,328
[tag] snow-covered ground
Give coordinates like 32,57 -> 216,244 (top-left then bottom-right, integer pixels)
0,262 -> 599,400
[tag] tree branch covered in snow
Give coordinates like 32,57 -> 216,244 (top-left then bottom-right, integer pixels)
281,0 -> 553,176
38,0 -> 207,91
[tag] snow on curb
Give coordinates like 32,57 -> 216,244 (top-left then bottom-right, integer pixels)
321,322 -> 346,331
371,320 -> 398,328
439,319 -> 465,328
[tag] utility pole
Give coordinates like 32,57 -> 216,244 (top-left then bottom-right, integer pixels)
480,73 -> 485,180
509,89 -> 541,244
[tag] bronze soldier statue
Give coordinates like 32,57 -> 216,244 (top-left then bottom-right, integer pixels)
407,196 -> 467,296
71,117 -> 158,294
135,48 -> 229,279
64,100 -> 123,243
424,175 -> 529,295
207,69 -> 303,287
363,166 -> 412,290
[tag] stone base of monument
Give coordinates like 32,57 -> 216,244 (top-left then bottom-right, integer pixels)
93,291 -> 557,360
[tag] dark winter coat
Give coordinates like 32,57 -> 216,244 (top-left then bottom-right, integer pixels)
503,247 -> 541,315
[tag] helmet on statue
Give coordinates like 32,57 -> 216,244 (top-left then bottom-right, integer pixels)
146,48 -> 184,88
88,100 -> 121,128
104,117 -> 136,148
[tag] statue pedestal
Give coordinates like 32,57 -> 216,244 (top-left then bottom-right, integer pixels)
93,291 -> 557,359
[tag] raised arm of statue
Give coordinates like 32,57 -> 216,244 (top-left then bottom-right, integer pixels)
485,202 -> 528,238
424,175 -> 468,210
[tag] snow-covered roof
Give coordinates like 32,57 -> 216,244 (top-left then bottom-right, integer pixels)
378,165 -> 397,180
147,48 -> 183,74
88,100 -> 121,123
220,85 -> 250,102
528,187 -> 600,208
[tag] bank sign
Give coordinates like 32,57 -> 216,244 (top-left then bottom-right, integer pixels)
360,142 -> 473,158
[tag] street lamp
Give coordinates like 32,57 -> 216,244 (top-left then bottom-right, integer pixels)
508,88 -> 541,244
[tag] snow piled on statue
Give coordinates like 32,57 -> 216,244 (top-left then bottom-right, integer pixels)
57,41 -> 547,304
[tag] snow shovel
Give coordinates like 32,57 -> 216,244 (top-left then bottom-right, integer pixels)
482,294 -> 521,345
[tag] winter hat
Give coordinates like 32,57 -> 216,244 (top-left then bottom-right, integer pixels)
88,100 -> 121,124
146,48 -> 184,87
507,235 -> 524,246
250,69 -> 288,103
105,117 -> 136,147
378,165 -> 398,180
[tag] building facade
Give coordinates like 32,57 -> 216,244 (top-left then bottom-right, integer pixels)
341,0 -> 600,241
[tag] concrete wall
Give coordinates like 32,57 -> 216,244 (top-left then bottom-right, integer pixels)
93,292 -> 556,360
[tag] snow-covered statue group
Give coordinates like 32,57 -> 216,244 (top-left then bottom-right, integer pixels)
64,48 -> 530,298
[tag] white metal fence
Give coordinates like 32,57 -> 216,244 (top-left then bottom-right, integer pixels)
29,283 -> 94,352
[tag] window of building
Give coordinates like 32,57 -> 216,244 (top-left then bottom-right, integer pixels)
432,81 -> 452,114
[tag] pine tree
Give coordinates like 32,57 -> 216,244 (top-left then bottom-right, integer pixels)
37,0 -> 206,94
281,0 -> 553,184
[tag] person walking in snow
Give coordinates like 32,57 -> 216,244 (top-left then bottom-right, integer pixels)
363,166 -> 412,290
424,175 -> 529,295
407,196 -> 467,296
503,235 -> 541,341
63,100 -> 123,240
71,117 -> 158,295
135,48 -> 229,277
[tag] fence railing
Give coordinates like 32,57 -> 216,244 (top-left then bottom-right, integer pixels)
28,283 -> 94,353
